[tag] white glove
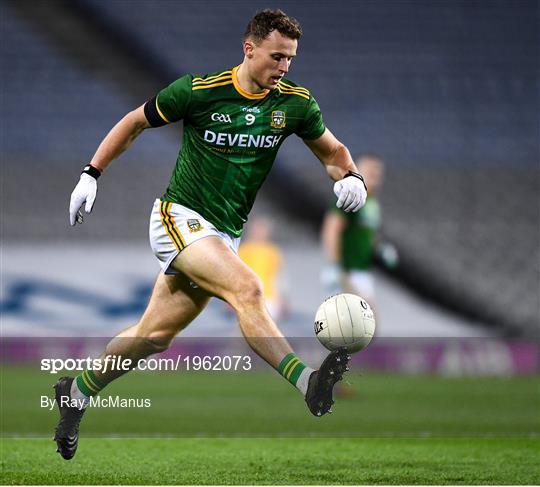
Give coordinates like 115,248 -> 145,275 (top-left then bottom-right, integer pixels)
333,172 -> 367,212
69,171 -> 99,226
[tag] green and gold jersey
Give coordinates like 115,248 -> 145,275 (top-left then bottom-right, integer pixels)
147,65 -> 326,237
334,197 -> 381,270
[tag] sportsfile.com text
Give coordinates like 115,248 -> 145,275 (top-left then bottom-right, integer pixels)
40,355 -> 252,374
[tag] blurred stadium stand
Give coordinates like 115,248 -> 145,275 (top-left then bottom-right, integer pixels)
2,0 -> 538,336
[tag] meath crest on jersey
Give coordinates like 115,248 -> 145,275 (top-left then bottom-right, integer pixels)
187,219 -> 203,233
270,110 -> 286,129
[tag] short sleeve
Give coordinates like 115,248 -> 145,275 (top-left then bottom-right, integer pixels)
296,96 -> 326,140
155,74 -> 193,123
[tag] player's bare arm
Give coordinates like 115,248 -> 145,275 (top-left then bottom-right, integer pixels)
321,211 -> 346,264
89,105 -> 150,172
304,129 -> 368,212
69,105 -> 149,225
304,128 -> 356,180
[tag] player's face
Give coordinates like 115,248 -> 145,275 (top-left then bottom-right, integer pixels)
246,30 -> 298,90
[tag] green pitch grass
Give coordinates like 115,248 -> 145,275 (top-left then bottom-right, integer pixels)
2,437 -> 539,485
1,367 -> 539,484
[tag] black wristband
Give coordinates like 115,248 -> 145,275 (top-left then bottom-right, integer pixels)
82,164 -> 101,180
344,170 -> 367,191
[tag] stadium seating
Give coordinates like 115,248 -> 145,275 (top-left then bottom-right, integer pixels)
2,3 -> 180,241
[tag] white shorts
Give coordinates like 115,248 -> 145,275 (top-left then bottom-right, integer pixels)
149,199 -> 241,275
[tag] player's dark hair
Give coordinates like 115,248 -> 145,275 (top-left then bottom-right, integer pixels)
244,9 -> 302,43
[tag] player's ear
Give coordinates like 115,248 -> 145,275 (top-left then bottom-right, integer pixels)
243,40 -> 255,59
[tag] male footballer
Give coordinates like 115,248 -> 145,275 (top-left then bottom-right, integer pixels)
55,9 -> 367,459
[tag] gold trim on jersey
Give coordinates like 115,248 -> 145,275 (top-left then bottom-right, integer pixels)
192,76 -> 232,87
192,70 -> 232,83
160,201 -> 186,250
192,74 -> 233,86
192,70 -> 233,91
155,96 -> 171,123
277,82 -> 310,100
232,65 -> 269,100
278,81 -> 310,95
192,79 -> 233,91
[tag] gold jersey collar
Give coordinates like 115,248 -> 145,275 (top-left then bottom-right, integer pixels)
232,66 -> 270,100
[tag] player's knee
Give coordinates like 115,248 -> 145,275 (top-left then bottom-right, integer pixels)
137,330 -> 175,353
142,335 -> 172,353
231,275 -> 264,311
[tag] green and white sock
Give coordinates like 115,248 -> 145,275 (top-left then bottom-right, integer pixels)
277,353 -> 314,396
71,370 -> 107,408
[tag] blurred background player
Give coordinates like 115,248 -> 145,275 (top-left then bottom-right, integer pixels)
238,217 -> 288,321
321,154 -> 398,319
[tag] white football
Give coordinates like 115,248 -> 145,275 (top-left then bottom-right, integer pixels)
314,293 -> 376,353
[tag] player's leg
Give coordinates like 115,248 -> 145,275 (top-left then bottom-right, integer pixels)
88,271 -> 210,386
172,236 -> 289,365
54,271 -> 210,460
171,236 -> 350,416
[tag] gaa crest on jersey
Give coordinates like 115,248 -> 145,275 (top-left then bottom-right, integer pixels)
187,219 -> 203,233
270,110 -> 286,129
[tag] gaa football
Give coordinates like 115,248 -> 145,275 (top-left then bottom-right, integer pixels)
314,293 -> 376,352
